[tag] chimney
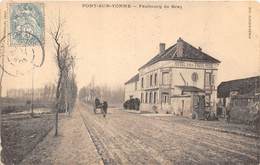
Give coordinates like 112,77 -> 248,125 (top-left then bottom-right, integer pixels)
198,47 -> 202,51
159,43 -> 165,53
176,37 -> 184,57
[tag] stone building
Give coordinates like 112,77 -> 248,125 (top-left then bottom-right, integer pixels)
217,76 -> 260,107
125,37 -> 220,116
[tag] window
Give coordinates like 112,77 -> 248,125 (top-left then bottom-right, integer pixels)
146,75 -> 149,88
135,81 -> 137,90
205,72 -> 211,86
149,92 -> 152,103
145,92 -> 148,103
192,72 -> 198,82
154,73 -> 157,86
141,78 -> 144,88
162,72 -> 169,85
141,93 -> 144,103
150,75 -> 153,87
154,92 -> 157,104
205,72 -> 215,89
211,74 -> 215,85
164,95 -> 168,103
162,93 -> 169,104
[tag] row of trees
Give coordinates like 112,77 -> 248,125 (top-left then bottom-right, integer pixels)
6,84 -> 56,101
79,82 -> 124,106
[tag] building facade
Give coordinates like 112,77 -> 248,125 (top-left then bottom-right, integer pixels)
124,73 -> 140,100
125,38 -> 220,116
217,76 -> 260,107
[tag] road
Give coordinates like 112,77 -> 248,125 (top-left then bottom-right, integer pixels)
79,103 -> 260,165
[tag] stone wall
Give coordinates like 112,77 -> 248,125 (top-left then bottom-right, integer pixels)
230,102 -> 260,125
140,103 -> 172,114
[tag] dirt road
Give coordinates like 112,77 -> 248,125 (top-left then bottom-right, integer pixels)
79,104 -> 260,165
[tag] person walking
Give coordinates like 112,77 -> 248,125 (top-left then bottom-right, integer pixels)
226,102 -> 232,123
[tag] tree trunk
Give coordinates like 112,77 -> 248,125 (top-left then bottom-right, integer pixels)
54,71 -> 62,136
54,111 -> 59,136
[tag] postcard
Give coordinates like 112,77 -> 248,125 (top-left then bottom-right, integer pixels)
0,1 -> 259,165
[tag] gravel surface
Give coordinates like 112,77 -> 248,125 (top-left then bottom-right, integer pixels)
20,105 -> 103,165
80,103 -> 260,165
20,103 -> 260,165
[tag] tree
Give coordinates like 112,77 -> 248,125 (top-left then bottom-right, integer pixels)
79,84 -> 124,106
50,16 -> 77,136
79,87 -> 87,102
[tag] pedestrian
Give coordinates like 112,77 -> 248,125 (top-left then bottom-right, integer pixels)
102,101 -> 108,118
226,102 -> 232,123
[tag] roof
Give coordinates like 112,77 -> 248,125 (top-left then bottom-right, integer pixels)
217,76 -> 260,98
139,38 -> 220,70
125,73 -> 139,85
176,86 -> 204,93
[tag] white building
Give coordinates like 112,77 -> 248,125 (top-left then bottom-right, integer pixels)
124,73 -> 140,100
124,37 -> 220,116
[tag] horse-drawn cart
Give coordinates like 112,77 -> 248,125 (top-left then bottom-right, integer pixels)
94,98 -> 108,117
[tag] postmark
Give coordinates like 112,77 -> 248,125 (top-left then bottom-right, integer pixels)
9,3 -> 44,46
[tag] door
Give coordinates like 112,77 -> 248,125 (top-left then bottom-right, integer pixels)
193,95 -> 205,119
181,100 -> 184,116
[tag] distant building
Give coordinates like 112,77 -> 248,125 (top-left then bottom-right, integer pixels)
124,73 -> 140,100
124,37 -> 220,116
217,76 -> 260,107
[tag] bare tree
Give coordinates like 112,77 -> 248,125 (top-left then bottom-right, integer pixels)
50,16 -> 64,136
50,16 -> 77,136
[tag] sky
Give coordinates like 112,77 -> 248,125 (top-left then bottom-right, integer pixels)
1,1 -> 260,95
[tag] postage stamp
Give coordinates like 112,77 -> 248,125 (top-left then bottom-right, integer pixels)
9,3 -> 44,46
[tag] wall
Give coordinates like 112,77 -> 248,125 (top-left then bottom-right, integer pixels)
139,60 -> 218,90
171,68 -> 205,89
140,103 -> 159,113
136,59 -> 219,113
171,96 -> 192,116
230,103 -> 260,125
139,103 -> 172,113
124,81 -> 140,101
